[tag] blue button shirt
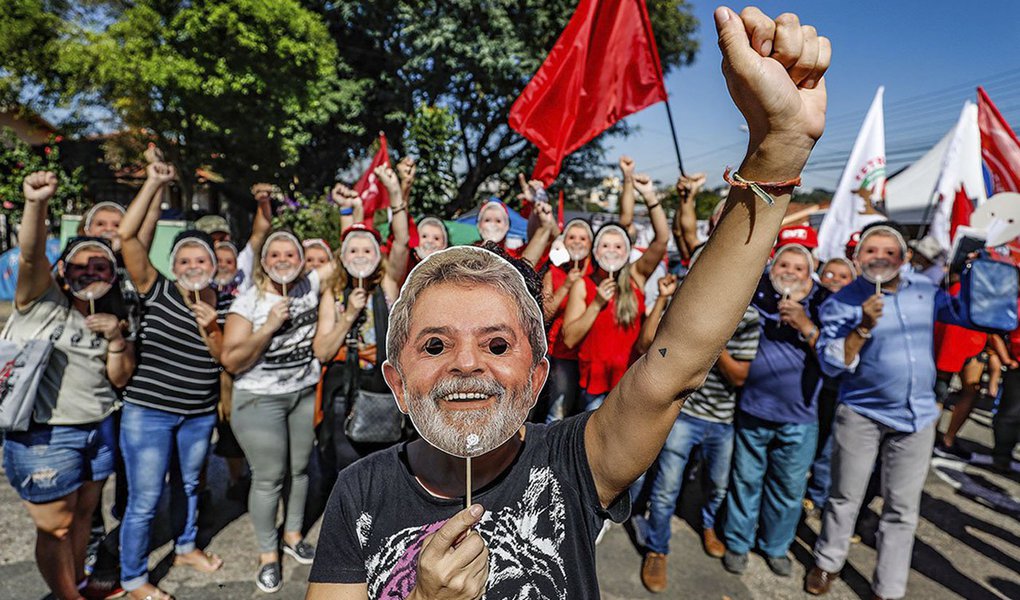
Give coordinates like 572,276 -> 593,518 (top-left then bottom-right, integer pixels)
817,274 -> 969,432
740,277 -> 829,425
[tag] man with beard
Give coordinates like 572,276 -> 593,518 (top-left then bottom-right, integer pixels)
307,6 -> 831,598
806,223 -> 972,600
720,243 -> 828,577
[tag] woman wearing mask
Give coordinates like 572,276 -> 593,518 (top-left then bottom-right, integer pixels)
221,227 -> 335,593
562,173 -> 670,410
117,162 -> 225,600
303,238 -> 333,273
542,218 -> 594,422
313,166 -> 409,474
4,172 -> 136,600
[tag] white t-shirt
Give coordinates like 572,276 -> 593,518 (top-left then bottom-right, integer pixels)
228,269 -> 321,394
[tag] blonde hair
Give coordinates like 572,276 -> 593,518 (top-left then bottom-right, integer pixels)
613,265 -> 639,328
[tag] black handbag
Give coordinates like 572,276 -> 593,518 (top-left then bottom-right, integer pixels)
342,289 -> 405,444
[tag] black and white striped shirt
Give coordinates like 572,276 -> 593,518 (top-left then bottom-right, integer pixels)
681,306 -> 761,424
122,274 -> 220,415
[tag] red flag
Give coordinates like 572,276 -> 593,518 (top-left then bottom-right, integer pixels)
557,190 -> 565,230
978,87 -> 1020,193
509,0 -> 667,184
950,185 -> 973,242
355,133 -> 391,224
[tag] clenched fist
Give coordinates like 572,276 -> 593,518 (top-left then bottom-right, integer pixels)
23,171 -> 58,203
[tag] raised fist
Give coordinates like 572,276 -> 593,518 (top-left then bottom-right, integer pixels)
676,173 -> 707,201
633,174 -> 657,201
23,171 -> 58,203
331,183 -> 360,207
373,165 -> 401,195
715,7 -> 831,175
146,161 -> 176,185
619,156 -> 635,178
251,183 -> 274,203
143,143 -> 164,164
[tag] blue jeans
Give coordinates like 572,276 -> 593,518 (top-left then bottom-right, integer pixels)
119,403 -> 216,591
645,413 -> 734,554
582,389 -> 607,411
722,412 -> 818,557
545,357 -> 581,423
807,432 -> 834,508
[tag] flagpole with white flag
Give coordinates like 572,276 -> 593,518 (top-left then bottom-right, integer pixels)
817,87 -> 887,261
928,101 -> 987,251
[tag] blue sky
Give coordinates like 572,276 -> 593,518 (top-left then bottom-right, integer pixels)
607,1 -> 1020,191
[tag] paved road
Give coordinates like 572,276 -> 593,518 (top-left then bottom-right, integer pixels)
0,315 -> 1018,600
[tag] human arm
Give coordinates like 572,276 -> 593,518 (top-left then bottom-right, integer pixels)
636,274 -> 677,354
219,300 -> 290,375
520,201 -> 558,267
543,268 -> 582,321
191,294 -> 223,361
562,278 -> 616,349
248,183 -> 274,258
397,156 -> 416,206
85,313 -> 136,388
585,6 -> 831,507
377,165 -> 411,286
814,295 -> 877,376
136,178 -> 164,251
618,156 -> 637,240
331,183 -> 364,232
312,288 -> 366,363
119,163 -> 175,295
306,505 -> 488,600
15,172 -> 59,310
778,298 -> 820,349
631,174 -> 672,279
672,174 -> 706,261
989,333 -> 1017,368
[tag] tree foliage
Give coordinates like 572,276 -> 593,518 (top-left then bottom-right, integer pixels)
271,192 -> 342,250
2,0 -> 699,218
0,127 -> 86,229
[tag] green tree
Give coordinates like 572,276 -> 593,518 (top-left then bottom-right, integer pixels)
307,0 -> 699,214
405,103 -> 459,216
0,127 -> 86,230
271,193 -> 341,250
2,0 -> 363,200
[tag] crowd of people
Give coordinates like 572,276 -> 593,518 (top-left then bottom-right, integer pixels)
2,7 -> 1017,600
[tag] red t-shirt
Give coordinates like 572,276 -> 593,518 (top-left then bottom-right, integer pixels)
577,275 -> 645,396
547,260 -> 594,361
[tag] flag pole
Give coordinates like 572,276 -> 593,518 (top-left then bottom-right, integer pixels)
663,99 -> 687,177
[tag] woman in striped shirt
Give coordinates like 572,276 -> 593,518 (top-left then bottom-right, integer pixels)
117,162 -> 224,600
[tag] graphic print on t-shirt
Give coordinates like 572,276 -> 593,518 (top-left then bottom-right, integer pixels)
360,467 -> 567,600
262,302 -> 318,371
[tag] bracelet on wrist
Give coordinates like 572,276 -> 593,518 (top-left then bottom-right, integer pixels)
339,207 -> 354,216
723,167 -> 801,206
855,326 -> 873,339
646,202 -> 661,211
108,343 -> 126,354
391,205 -> 407,215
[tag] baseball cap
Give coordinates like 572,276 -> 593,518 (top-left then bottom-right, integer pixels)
195,215 -> 230,235
776,225 -> 819,250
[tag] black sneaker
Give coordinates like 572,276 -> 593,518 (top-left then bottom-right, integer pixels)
256,562 -> 282,593
934,441 -> 971,461
283,540 -> 316,565
722,550 -> 748,574
765,554 -> 792,577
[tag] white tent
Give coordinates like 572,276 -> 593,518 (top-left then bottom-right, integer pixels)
884,129 -> 952,223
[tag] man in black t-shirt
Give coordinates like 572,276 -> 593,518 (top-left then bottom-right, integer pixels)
307,7 -> 832,599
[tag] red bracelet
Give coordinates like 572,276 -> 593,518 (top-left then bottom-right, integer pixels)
723,168 -> 801,206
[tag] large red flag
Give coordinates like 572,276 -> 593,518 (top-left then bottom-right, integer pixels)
509,0 -> 667,184
977,87 -> 1020,193
355,133 -> 391,224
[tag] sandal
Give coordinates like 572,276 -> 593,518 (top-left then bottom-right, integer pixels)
173,549 -> 224,573
127,584 -> 175,600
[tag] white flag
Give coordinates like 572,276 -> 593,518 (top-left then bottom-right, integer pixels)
930,101 -> 987,251
817,87 -> 887,261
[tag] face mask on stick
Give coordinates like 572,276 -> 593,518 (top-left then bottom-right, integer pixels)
65,241 -> 117,314
393,246 -> 548,507
262,231 -> 304,296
